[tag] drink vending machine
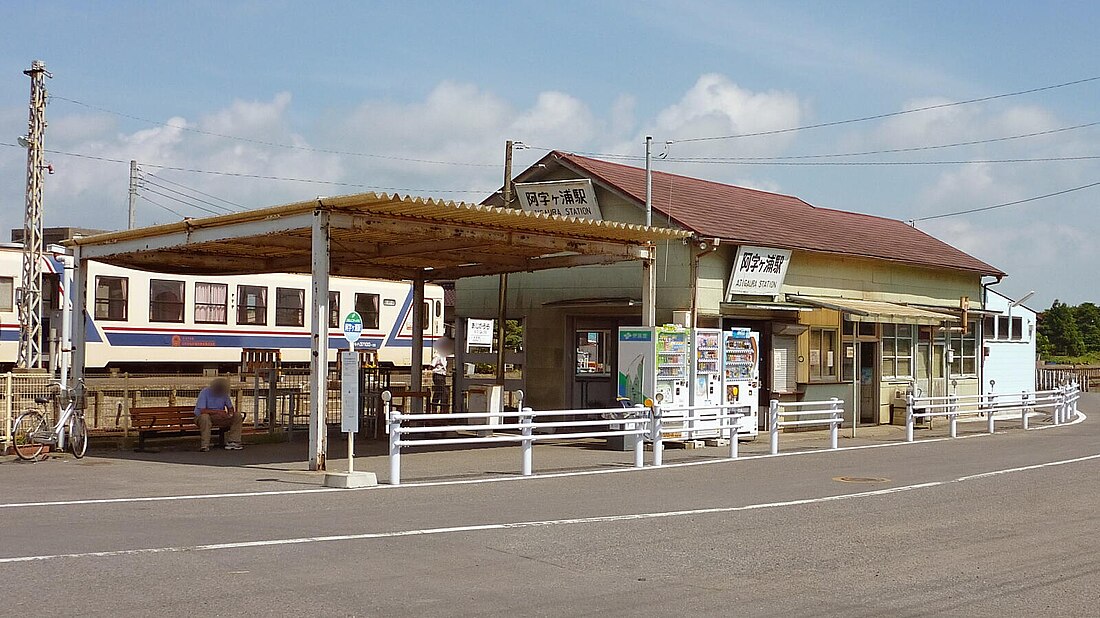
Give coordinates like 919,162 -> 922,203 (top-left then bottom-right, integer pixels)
617,325 -> 691,409
723,328 -> 760,437
690,328 -> 724,438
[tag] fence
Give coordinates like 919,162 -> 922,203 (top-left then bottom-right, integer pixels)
1,373 -> 54,450
384,394 -> 752,485
908,382 -> 1082,442
768,399 -> 844,455
1038,367 -> 1096,392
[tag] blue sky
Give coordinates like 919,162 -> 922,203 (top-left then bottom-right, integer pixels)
1,1 -> 1098,307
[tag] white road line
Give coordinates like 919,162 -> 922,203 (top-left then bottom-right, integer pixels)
0,411 -> 1088,507
3,450 -> 1099,565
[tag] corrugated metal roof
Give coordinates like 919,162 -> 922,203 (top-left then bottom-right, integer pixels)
790,296 -> 959,325
549,152 -> 1005,277
67,192 -> 688,280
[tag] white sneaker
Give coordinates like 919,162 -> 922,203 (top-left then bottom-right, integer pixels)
224,442 -> 243,450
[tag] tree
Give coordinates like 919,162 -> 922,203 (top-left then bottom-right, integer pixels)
1039,300 -> 1086,357
1074,302 -> 1100,353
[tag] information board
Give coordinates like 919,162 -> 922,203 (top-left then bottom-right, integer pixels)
340,351 -> 359,433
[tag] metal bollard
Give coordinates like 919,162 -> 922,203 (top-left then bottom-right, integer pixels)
1054,386 -> 1064,425
729,409 -> 739,459
769,399 -> 779,455
651,404 -> 664,467
1021,391 -> 1030,430
987,395 -> 995,435
633,405 -> 645,469
520,407 -> 534,476
829,398 -> 840,450
949,394 -> 958,438
384,392 -> 401,486
906,394 -> 915,442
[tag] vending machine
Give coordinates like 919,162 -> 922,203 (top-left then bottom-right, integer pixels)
690,328 -> 724,437
617,325 -> 691,409
723,328 -> 760,437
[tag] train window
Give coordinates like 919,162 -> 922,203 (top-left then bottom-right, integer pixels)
0,277 -> 13,312
94,276 -> 128,321
328,291 -> 340,329
195,282 -> 228,324
354,293 -> 380,329
149,279 -> 185,323
237,285 -> 268,326
423,302 -> 431,332
435,300 -> 442,318
275,287 -> 305,327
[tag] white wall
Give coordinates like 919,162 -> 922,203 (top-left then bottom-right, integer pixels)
982,288 -> 1037,395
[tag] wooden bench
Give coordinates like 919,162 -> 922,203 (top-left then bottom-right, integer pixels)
129,406 -> 226,451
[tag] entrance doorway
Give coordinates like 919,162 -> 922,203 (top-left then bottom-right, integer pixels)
570,317 -> 630,409
858,341 -> 878,424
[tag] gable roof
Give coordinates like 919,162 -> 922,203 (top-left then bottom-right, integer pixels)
535,151 -> 1004,277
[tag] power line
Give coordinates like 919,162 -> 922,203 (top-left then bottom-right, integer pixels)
48,94 -> 500,167
0,141 -> 494,194
141,177 -> 239,213
655,155 -> 1100,166
137,194 -> 187,219
672,75 -> 1100,143
663,121 -> 1100,161
144,172 -> 247,210
912,180 -> 1100,222
140,186 -> 224,216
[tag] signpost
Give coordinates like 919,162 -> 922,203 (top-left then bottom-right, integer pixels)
513,179 -> 603,220
466,318 -> 495,350
324,312 -> 377,488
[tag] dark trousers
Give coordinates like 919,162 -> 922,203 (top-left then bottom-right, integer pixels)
432,373 -> 448,412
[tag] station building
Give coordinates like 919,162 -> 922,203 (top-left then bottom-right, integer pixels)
458,151 -> 1008,426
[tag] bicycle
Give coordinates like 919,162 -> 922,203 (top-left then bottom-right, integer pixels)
11,380 -> 87,461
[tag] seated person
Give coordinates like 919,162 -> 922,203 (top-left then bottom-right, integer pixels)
194,377 -> 243,451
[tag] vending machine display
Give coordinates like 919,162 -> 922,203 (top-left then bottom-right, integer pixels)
689,328 -> 724,438
617,325 -> 690,409
723,328 -> 760,436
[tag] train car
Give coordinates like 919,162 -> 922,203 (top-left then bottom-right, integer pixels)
0,244 -> 444,371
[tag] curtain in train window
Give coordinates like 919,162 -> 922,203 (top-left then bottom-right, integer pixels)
237,285 -> 267,326
94,276 -> 128,321
354,293 -> 380,329
0,277 -> 13,312
275,287 -> 305,327
195,282 -> 228,324
328,291 -> 340,329
149,279 -> 185,323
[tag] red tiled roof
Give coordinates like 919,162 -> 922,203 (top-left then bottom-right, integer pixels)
552,151 -> 1004,277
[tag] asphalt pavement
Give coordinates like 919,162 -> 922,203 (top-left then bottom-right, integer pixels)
1,394 -> 1097,617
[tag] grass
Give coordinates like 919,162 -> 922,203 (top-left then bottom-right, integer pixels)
1040,352 -> 1100,366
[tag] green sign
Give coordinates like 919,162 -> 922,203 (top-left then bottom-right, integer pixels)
343,311 -> 363,344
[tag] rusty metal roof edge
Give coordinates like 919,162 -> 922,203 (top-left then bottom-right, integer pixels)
67,192 -> 689,248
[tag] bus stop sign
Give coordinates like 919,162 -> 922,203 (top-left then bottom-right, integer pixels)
343,312 -> 363,344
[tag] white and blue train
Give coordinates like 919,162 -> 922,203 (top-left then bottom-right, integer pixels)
0,244 -> 444,371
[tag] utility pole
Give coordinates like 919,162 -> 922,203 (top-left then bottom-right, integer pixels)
495,140 -> 514,387
642,135 -> 656,327
18,60 -> 51,370
128,160 -> 139,229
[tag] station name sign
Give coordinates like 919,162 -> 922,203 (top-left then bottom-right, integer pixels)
725,245 -> 792,299
513,179 -> 603,220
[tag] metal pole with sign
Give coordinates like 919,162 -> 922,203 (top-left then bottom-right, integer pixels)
323,312 -> 377,488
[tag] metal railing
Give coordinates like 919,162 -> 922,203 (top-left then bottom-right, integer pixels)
907,382 -> 1082,442
383,390 -> 754,485
768,399 -> 844,455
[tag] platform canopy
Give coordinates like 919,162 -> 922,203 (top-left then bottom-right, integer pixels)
67,192 -> 687,279
67,192 -> 688,471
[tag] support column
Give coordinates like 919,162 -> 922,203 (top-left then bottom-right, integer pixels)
309,209 -> 330,471
642,249 -> 656,328
410,275 -> 425,414
70,248 -> 87,393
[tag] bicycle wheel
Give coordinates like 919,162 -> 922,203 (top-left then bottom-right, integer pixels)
68,413 -> 88,459
11,410 -> 49,461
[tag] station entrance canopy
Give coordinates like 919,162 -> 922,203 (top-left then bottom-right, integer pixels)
788,296 -> 958,325
67,192 -> 689,469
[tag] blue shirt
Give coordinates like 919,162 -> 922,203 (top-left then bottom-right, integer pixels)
195,387 -> 234,417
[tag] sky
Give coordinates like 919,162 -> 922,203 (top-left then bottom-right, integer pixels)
0,0 -> 1097,309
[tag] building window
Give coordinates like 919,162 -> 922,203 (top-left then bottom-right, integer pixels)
195,282 -> 228,324
808,327 -> 838,381
997,316 -> 1009,340
947,321 -> 978,376
237,285 -> 267,326
149,279 -> 185,323
94,276 -> 128,321
355,293 -> 380,329
275,287 -> 305,327
1011,316 -> 1023,340
575,330 -> 611,376
881,324 -> 914,379
0,276 -> 13,312
983,315 -> 996,339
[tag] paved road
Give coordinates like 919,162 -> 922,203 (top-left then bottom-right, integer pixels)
2,396 -> 1097,616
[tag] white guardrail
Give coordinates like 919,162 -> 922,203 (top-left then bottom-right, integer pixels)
907,381 -> 1082,442
768,399 -> 844,455
383,389 -> 752,485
